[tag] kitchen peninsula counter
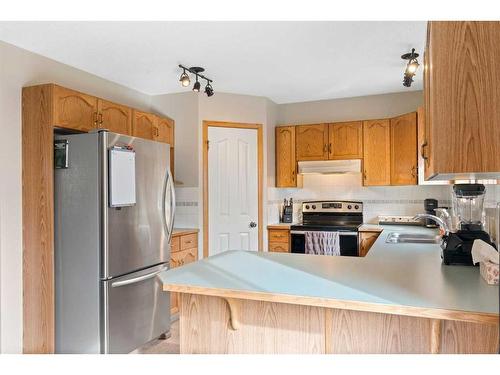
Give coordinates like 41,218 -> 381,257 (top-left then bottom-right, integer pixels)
160,226 -> 499,354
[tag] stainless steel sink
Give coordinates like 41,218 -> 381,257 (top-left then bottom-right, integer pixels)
386,232 -> 441,244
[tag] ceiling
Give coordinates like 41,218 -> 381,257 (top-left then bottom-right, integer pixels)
0,21 -> 426,104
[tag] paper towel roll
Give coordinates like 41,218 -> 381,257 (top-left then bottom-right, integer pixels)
471,239 -> 499,265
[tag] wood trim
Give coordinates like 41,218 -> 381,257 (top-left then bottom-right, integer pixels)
164,284 -> 500,325
430,319 -> 442,354
22,84 -> 55,353
202,120 -> 264,258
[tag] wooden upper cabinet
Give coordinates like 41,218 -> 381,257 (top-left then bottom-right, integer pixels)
363,119 -> 391,186
424,21 -> 500,180
390,112 -> 417,185
132,110 -> 156,140
328,121 -> 363,160
97,99 -> 132,135
155,117 -> 174,145
53,85 -> 98,131
275,126 -> 297,187
296,124 -> 329,161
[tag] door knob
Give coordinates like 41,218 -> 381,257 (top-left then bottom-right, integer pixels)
249,221 -> 257,228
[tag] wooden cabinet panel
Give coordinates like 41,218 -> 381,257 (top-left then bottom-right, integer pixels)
296,124 -> 329,161
171,236 -> 180,253
363,119 -> 391,186
390,112 -> 417,185
170,245 -> 197,315
171,247 -> 197,268
275,126 -> 297,187
358,231 -> 380,257
328,121 -> 363,159
98,99 -> 132,135
268,229 -> 289,243
180,233 -> 198,250
269,242 -> 289,253
132,110 -> 156,140
53,85 -> 98,131
425,21 -> 500,179
156,117 -> 174,145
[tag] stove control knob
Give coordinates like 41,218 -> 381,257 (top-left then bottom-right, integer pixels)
354,205 -> 359,210
305,205 -> 310,210
311,205 -> 316,209
347,205 -> 352,209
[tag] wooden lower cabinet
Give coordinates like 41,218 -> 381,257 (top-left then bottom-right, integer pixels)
358,231 -> 381,257
170,231 -> 198,315
268,228 -> 290,252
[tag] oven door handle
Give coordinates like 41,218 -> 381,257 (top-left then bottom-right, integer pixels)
291,231 -> 358,236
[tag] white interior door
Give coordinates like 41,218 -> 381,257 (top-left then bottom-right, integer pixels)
208,127 -> 258,255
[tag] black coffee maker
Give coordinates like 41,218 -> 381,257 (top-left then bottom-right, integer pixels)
441,184 -> 497,265
423,199 -> 439,228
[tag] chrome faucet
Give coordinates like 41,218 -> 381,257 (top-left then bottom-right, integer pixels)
412,213 -> 450,234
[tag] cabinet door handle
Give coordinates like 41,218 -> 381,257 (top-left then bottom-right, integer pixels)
363,170 -> 367,180
93,112 -> 98,127
323,144 -> 327,153
411,166 -> 416,178
328,143 -> 332,154
98,113 -> 103,126
420,141 -> 428,160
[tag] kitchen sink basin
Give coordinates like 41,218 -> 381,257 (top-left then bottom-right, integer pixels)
386,232 -> 441,244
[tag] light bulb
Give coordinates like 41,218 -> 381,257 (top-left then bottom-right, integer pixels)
179,72 -> 190,87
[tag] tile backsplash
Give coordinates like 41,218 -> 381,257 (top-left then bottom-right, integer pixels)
174,187 -> 200,228
175,176 -> 500,228
268,174 -> 500,224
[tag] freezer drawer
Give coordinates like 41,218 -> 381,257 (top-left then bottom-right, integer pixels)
102,263 -> 170,353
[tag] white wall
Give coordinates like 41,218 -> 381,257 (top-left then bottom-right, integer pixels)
277,91 -> 424,124
0,41 -> 152,353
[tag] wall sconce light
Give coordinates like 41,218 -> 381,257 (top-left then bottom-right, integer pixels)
178,65 -> 214,97
401,48 -> 420,87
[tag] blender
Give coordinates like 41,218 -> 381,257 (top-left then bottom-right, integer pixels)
441,184 -> 497,265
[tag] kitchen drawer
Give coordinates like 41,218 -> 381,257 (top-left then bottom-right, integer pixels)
171,247 -> 197,268
269,230 -> 290,243
171,236 -> 180,253
180,233 -> 198,250
269,242 -> 289,253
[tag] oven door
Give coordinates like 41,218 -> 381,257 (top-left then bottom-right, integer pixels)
290,231 -> 359,256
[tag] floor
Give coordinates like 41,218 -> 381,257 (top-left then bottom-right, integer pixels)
133,318 -> 180,354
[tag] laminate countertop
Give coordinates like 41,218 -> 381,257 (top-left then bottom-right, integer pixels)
160,225 -> 499,323
171,228 -> 199,237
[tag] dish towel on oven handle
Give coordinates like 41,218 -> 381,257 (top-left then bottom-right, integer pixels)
304,231 -> 341,256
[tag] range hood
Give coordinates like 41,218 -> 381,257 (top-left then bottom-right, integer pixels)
298,160 -> 362,174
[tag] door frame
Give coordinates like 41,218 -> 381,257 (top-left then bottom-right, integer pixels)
202,120 -> 263,258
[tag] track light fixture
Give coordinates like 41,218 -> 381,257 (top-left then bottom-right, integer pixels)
192,76 -> 201,92
205,82 -> 214,97
401,48 -> 420,87
178,64 -> 214,97
179,68 -> 190,87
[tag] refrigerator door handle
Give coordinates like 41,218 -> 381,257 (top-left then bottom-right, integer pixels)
111,265 -> 168,288
166,168 -> 175,243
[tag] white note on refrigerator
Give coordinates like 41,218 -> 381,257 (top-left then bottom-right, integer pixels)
109,148 -> 136,207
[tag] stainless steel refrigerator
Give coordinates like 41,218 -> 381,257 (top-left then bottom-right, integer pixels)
54,130 -> 175,353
